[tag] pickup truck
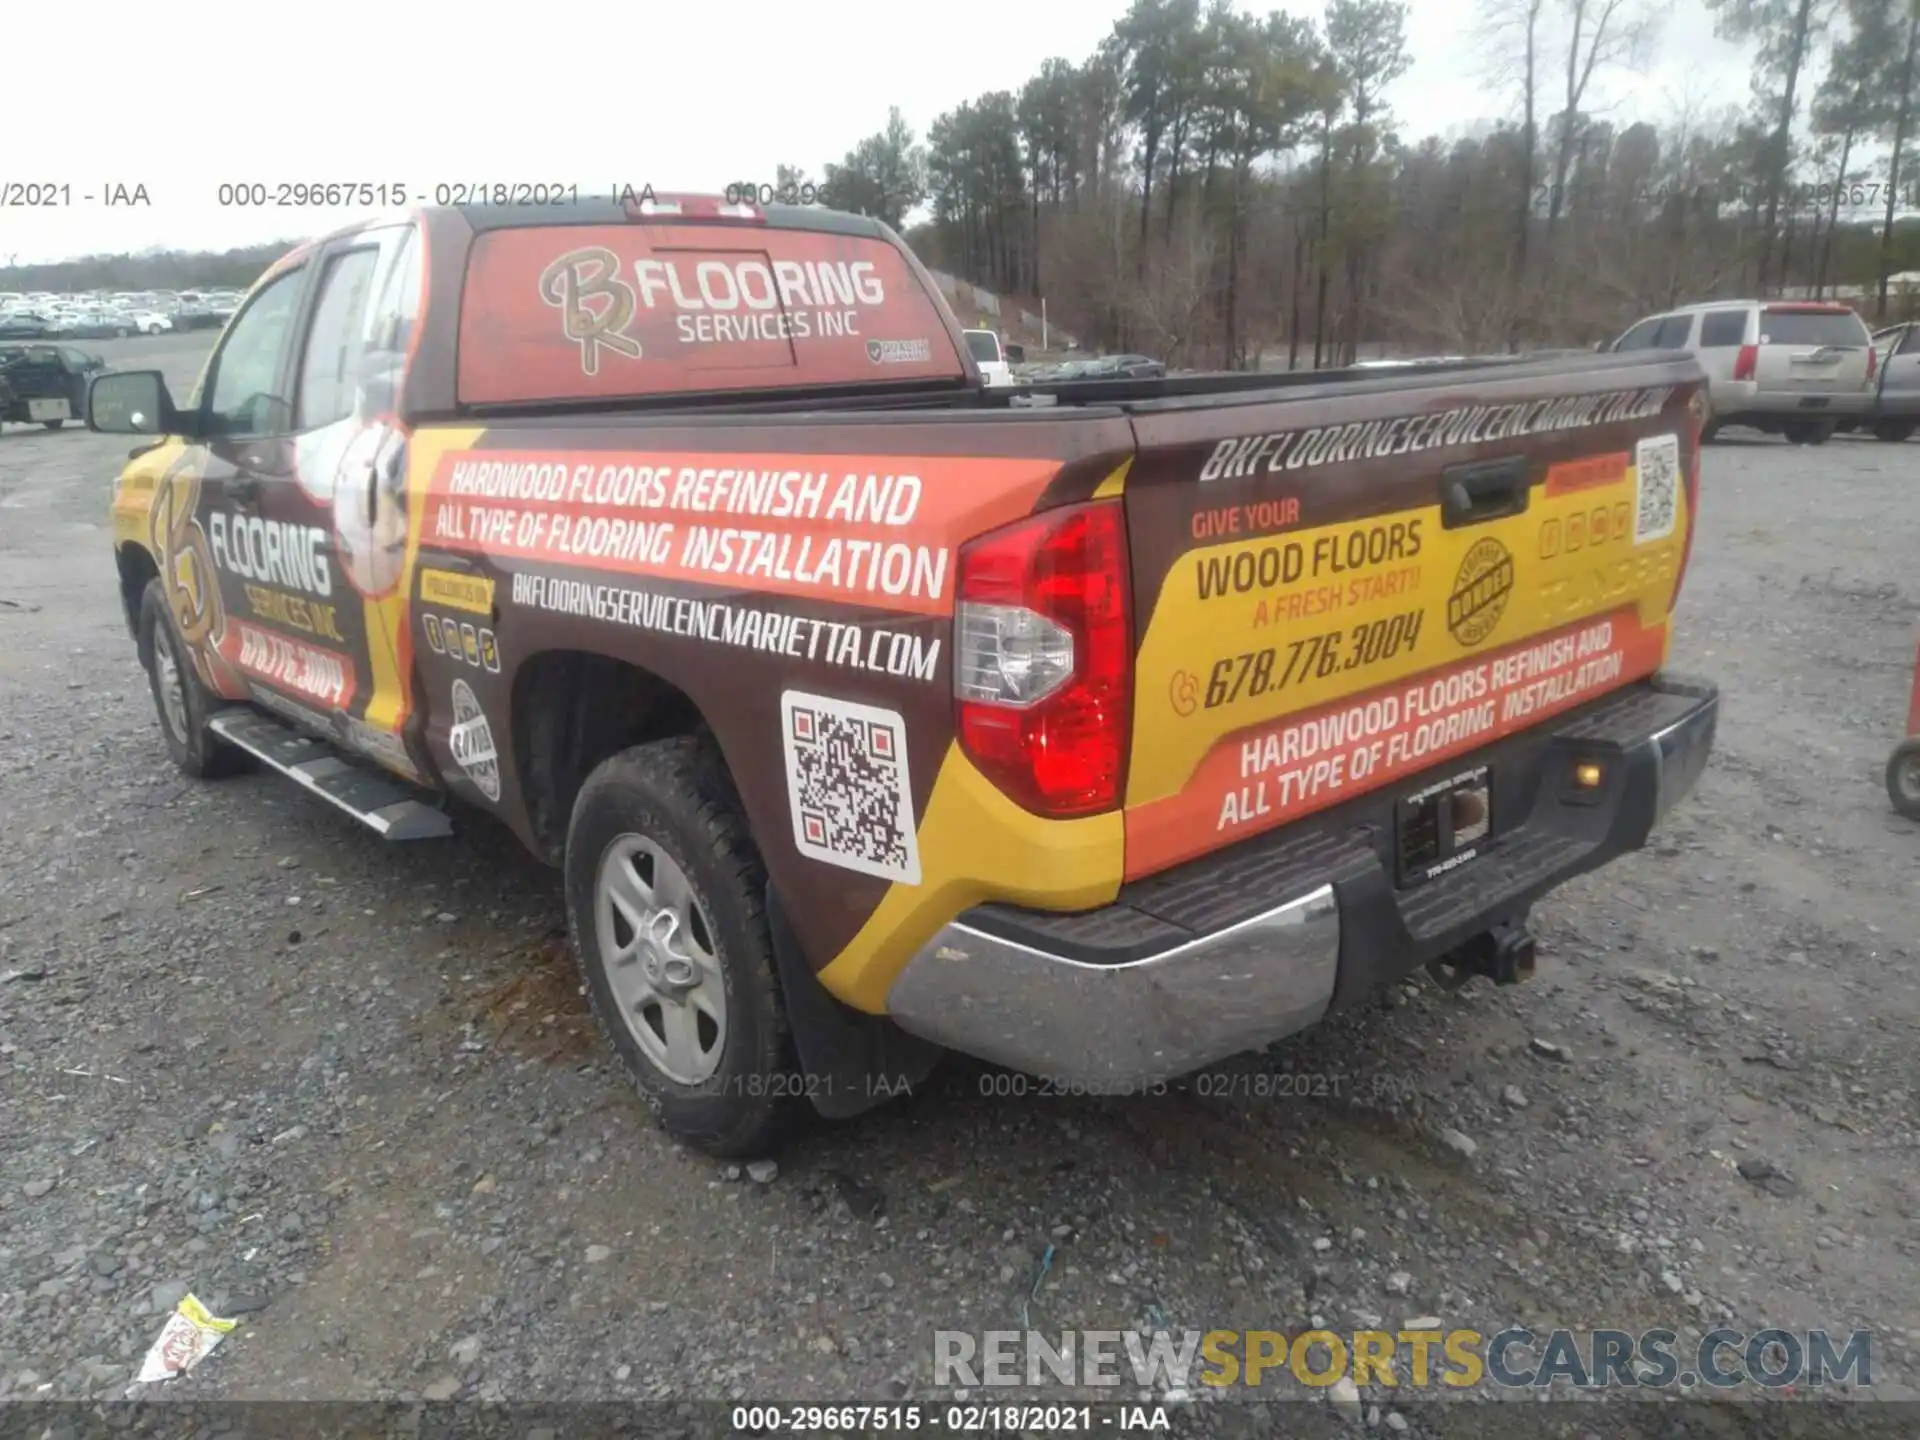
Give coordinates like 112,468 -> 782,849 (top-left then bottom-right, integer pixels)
91,196 -> 1718,1157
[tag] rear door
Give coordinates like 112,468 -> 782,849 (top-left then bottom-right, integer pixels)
1876,324 -> 1920,408
1753,303 -> 1872,397
286,223 -> 429,779
1120,365 -> 1698,879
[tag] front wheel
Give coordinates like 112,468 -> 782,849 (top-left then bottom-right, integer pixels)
565,735 -> 800,1158
138,579 -> 247,778
1890,739 -> 1920,821
1873,421 -> 1915,443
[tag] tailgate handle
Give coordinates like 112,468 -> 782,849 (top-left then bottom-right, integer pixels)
1440,457 -> 1530,529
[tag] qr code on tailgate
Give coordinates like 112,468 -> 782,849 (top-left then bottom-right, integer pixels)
1633,433 -> 1680,544
780,691 -> 922,885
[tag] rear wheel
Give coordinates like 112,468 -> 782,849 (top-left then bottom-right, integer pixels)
1698,393 -> 1721,443
1890,739 -> 1920,821
138,580 -> 247,778
1873,421 -> 1915,443
565,735 -> 799,1158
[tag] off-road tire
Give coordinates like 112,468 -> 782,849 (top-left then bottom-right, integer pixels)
1873,422 -> 1915,443
137,579 -> 248,779
565,735 -> 800,1158
1889,739 -> 1920,821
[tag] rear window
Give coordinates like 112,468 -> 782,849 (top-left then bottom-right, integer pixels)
458,223 -> 966,405
1760,309 -> 1868,347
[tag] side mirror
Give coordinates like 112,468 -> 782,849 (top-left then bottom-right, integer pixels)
87,370 -> 179,436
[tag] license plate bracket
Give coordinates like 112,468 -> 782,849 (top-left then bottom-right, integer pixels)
1395,765 -> 1492,886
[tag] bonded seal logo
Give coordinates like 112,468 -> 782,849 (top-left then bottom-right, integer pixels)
1447,537 -> 1515,647
867,338 -> 931,364
448,679 -> 501,801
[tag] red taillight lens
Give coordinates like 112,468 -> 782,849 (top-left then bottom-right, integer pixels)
1732,343 -> 1758,381
1868,344 -> 1879,380
955,501 -> 1133,818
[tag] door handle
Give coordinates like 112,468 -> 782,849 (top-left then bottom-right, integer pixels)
1439,456 -> 1531,529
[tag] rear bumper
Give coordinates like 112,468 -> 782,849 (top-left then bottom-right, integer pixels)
1721,386 -> 1871,419
886,674 -> 1719,1086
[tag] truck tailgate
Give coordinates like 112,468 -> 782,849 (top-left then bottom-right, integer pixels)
1119,362 -> 1700,880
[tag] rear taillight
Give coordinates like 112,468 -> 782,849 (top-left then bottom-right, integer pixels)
1732,343 -> 1758,381
1868,345 -> 1879,381
955,501 -> 1133,817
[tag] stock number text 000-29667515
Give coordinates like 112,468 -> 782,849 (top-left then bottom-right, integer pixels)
1204,609 -> 1425,709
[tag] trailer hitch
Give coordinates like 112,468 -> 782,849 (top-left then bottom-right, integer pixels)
1426,918 -> 1538,992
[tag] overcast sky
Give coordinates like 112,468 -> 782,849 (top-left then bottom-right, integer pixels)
6,0 -> 1756,267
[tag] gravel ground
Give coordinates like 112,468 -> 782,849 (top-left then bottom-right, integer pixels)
1,338 -> 1917,1431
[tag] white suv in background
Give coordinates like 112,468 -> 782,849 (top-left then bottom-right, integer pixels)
1604,300 -> 1875,444
962,328 -> 1016,388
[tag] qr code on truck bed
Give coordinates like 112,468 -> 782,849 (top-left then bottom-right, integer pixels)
1634,433 -> 1680,544
780,691 -> 922,885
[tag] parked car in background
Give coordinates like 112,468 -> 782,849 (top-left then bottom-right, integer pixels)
1603,299 -> 1874,444
961,327 -> 1016,386
0,311 -> 53,339
0,343 -> 103,429
127,309 -> 175,335
50,308 -> 139,339
1836,324 -> 1920,442
166,300 -> 226,331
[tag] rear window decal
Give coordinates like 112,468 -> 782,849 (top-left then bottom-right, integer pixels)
460,225 -> 965,404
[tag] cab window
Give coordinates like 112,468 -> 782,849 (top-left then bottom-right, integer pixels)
297,247 -> 381,430
296,226 -> 422,428
202,270 -> 305,438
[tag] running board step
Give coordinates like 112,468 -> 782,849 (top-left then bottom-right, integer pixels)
208,709 -> 453,841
